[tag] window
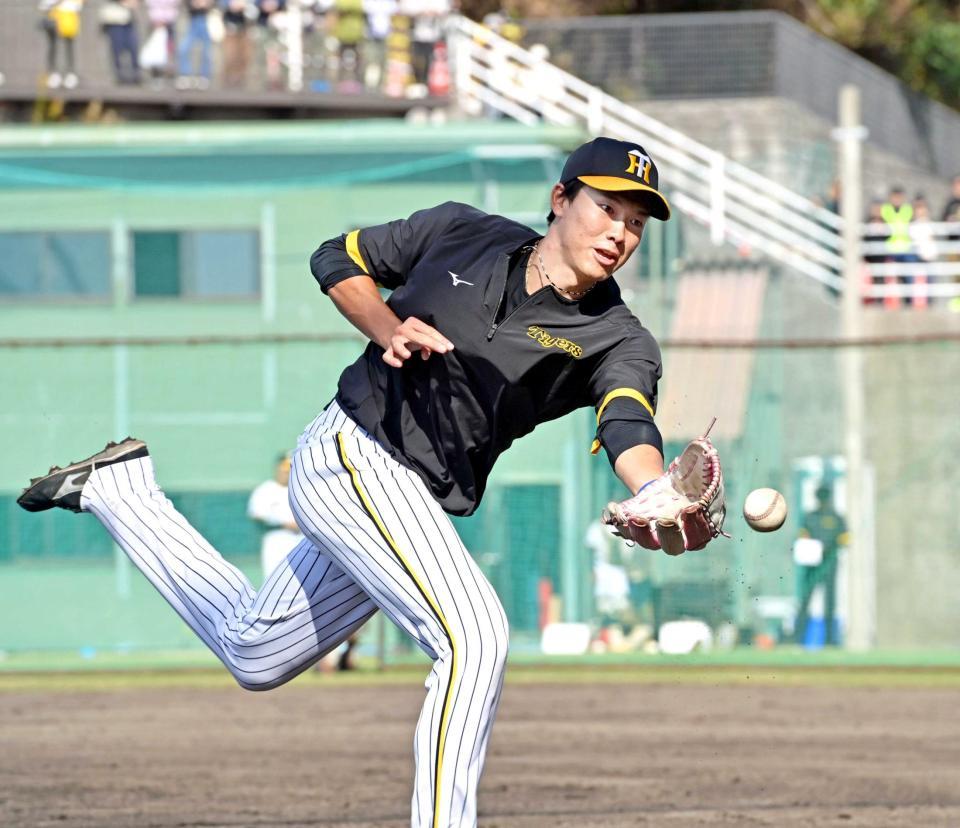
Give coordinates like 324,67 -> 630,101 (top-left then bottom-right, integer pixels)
0,232 -> 111,299
133,229 -> 260,299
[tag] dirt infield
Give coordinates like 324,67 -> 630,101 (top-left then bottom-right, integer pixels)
2,673 -> 959,827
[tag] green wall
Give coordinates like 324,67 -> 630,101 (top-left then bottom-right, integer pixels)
1,120 -> 636,652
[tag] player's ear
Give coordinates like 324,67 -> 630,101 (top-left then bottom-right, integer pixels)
550,183 -> 567,219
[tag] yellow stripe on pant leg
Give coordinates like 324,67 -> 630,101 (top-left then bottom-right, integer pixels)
335,433 -> 457,828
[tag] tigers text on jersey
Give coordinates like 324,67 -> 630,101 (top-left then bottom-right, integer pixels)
311,201 -> 662,516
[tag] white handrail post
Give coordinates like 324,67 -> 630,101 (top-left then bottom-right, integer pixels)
710,152 -> 726,246
587,88 -> 604,135
450,20 -> 478,117
838,84 -> 873,652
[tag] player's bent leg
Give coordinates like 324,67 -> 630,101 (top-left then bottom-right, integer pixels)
290,403 -> 510,828
225,536 -> 377,689
20,439 -> 376,691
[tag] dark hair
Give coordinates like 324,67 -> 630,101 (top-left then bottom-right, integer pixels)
546,179 -> 586,224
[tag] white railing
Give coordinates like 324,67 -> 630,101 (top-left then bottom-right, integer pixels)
448,15 -> 845,292
861,222 -> 960,303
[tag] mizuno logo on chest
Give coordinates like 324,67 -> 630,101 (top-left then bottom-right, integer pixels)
449,271 -> 474,287
527,326 -> 583,358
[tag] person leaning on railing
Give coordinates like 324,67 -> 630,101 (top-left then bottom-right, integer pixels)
862,200 -> 886,306
881,186 -> 920,307
940,177 -> 960,311
909,197 -> 936,309
144,0 -> 180,82
38,0 -> 83,90
177,0 -> 215,89
221,0 -> 255,88
99,0 -> 141,86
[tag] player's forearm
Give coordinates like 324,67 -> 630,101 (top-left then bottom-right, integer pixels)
328,275 -> 402,350
614,444 -> 665,494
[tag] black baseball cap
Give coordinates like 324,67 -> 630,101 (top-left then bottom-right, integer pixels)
560,137 -> 671,220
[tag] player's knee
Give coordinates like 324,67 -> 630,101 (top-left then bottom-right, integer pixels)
466,618 -> 510,678
236,676 -> 274,692
223,657 -> 295,692
232,670 -> 286,692
491,618 -> 510,672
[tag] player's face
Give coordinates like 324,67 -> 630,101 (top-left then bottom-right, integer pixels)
552,185 -> 649,282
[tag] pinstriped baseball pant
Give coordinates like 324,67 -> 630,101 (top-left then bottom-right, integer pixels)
80,400 -> 510,828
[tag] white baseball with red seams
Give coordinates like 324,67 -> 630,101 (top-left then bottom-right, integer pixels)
743,488 -> 787,532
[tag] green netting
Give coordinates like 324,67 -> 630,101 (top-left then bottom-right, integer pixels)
1,121 -> 958,665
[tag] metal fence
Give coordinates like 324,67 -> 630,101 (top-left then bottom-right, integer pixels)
522,11 -> 960,180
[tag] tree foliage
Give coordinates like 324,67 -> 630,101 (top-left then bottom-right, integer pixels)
458,0 -> 960,111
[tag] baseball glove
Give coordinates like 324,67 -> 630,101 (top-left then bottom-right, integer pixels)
602,420 -> 727,556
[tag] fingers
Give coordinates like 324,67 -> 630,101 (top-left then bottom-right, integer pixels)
656,518 -> 685,556
382,347 -> 404,368
627,516 -> 661,550
383,318 -> 455,367
401,318 -> 454,357
678,506 -> 714,551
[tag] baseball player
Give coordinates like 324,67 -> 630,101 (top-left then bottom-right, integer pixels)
18,137 -> 726,828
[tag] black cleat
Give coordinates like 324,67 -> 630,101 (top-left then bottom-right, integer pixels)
17,438 -> 149,513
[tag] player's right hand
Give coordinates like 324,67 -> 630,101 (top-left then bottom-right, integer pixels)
383,317 -> 455,368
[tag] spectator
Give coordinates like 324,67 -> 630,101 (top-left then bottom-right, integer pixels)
99,0 -> 141,85
941,174 -> 960,223
39,0 -> 83,90
911,199 -> 938,263
402,0 -> 448,93
498,12 -> 524,46
881,186 -> 919,307
144,0 -> 181,81
861,199 -> 886,305
333,0 -> 365,90
910,198 -> 936,309
221,0 -> 254,88
255,0 -> 286,91
793,484 -> 848,647
299,0 -> 335,92
177,0 -> 214,89
362,0 -> 396,91
863,200 -> 886,261
823,178 -> 841,214
382,9 -> 413,97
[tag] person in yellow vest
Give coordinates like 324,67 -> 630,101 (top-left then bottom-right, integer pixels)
39,0 -> 83,89
881,186 -> 921,307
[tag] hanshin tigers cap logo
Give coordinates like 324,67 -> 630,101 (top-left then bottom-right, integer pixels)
560,137 -> 671,220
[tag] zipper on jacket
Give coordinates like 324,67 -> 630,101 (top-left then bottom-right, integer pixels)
487,289 -> 548,341
486,293 -> 505,340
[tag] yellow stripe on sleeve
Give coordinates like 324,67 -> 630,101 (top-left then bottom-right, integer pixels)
590,387 -> 655,455
345,229 -> 370,274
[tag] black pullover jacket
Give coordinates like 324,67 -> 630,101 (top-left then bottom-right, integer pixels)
311,201 -> 663,516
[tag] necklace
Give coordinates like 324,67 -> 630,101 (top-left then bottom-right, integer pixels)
528,242 -> 595,300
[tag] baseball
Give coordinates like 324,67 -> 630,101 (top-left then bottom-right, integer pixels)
743,488 -> 787,532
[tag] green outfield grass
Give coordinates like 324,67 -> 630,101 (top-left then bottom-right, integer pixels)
1,648 -> 958,692
2,644 -> 959,672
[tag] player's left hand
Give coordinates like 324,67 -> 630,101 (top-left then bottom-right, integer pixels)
383,316 -> 455,368
602,424 -> 727,556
